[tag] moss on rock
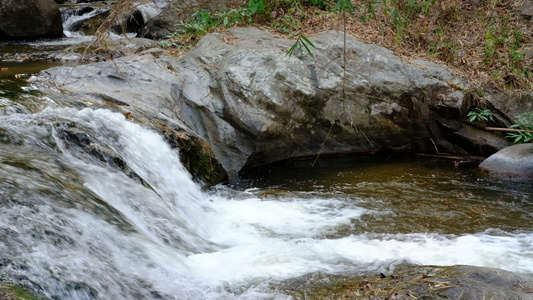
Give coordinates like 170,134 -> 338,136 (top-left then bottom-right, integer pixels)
0,283 -> 44,300
155,121 -> 228,186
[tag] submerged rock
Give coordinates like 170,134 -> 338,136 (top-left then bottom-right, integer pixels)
478,143 -> 533,181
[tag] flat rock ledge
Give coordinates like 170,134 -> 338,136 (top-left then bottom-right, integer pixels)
278,264 -> 533,300
478,143 -> 533,182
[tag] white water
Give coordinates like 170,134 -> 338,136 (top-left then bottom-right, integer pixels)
61,7 -> 109,38
60,0 -> 169,38
0,108 -> 532,299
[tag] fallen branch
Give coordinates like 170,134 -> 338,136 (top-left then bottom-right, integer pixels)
485,127 -> 527,133
412,153 -> 485,161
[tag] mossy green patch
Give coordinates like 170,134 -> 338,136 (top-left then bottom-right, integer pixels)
0,283 -> 45,300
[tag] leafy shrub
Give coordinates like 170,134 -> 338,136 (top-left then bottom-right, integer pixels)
507,112 -> 533,144
467,108 -> 494,122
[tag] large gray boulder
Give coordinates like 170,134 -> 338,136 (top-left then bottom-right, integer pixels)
0,0 -> 63,40
32,28 -> 511,177
479,143 -> 533,181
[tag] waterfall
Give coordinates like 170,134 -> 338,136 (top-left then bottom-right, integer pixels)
61,7 -> 109,37
0,108 -> 216,299
60,0 -> 169,38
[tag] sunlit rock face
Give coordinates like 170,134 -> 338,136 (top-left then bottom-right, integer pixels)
163,27 -> 472,174
33,28 -> 512,177
0,0 -> 63,40
479,143 -> 533,182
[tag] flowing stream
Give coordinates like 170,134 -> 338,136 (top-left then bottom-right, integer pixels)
0,85 -> 532,299
0,6 -> 532,299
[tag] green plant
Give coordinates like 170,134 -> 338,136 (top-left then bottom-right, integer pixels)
216,9 -> 248,27
428,39 -> 456,61
249,0 -> 266,14
467,108 -> 494,122
484,28 -> 498,58
273,15 -> 300,33
507,112 -> 533,144
358,0 -> 436,39
182,9 -> 217,35
308,0 -> 334,10
360,1 -> 379,21
507,131 -> 533,144
386,7 -> 408,34
334,0 -> 355,16
287,33 -> 316,58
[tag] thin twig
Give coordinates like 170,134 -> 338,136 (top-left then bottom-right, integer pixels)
485,127 -> 527,133
312,122 -> 335,167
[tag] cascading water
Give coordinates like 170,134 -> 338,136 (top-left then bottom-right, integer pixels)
59,0 -> 169,38
0,106 -> 533,299
61,7 -> 109,38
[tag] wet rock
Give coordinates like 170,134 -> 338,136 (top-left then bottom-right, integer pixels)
156,123 -> 228,186
54,121 -> 146,184
478,143 -> 533,181
453,123 -> 511,156
111,9 -> 146,35
0,0 -> 63,40
279,264 -> 533,300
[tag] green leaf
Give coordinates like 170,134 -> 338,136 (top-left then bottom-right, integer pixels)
300,34 -> 316,49
287,34 -> 316,58
301,40 -> 314,56
335,0 -> 355,16
249,0 -> 265,14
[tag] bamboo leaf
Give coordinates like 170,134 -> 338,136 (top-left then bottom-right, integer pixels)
287,42 -> 298,57
300,35 -> 316,49
301,40 -> 314,56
